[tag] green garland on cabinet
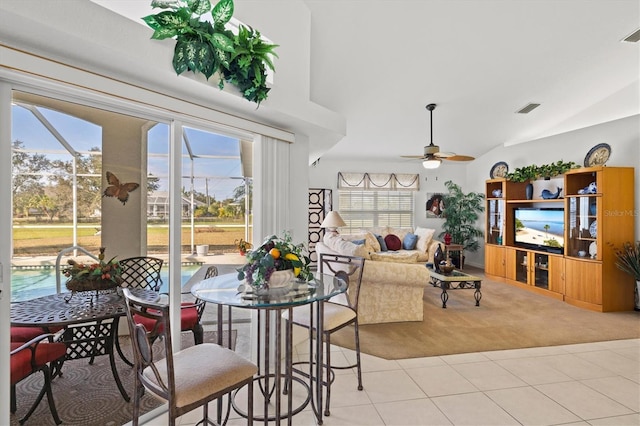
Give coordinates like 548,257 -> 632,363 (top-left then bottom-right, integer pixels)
143,0 -> 278,105
505,161 -> 579,182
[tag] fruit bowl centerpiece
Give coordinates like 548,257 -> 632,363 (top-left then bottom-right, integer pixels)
237,232 -> 312,292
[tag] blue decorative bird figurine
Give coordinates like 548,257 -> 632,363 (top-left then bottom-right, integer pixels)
541,187 -> 562,199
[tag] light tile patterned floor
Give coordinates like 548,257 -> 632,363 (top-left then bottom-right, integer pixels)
142,330 -> 639,425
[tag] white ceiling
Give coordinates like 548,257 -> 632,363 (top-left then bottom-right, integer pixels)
92,0 -> 639,163
303,0 -> 640,162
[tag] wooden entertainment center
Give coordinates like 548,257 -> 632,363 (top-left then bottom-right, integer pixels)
484,166 -> 636,312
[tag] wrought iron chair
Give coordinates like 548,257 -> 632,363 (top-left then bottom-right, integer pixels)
203,265 -> 219,279
122,288 -> 257,426
120,256 -> 207,346
11,333 -> 67,425
283,253 -> 365,417
119,256 -> 164,292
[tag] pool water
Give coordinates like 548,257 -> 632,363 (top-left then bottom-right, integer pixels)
11,264 -> 202,302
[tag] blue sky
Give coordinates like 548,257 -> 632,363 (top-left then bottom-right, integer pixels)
13,103 -> 245,200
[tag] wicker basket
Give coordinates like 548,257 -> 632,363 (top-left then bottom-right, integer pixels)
66,278 -> 120,292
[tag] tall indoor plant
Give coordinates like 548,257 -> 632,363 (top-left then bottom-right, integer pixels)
439,180 -> 485,266
612,241 -> 640,310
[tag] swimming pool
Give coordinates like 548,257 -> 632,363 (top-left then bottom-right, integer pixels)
10,264 -> 203,302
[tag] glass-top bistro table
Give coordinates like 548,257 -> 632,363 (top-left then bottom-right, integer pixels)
191,272 -> 347,425
10,287 -> 158,401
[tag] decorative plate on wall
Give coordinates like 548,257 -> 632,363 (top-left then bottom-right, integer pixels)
584,143 -> 611,167
490,161 -> 509,179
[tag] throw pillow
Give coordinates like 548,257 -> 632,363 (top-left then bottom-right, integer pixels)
388,227 -> 413,242
364,232 -> 381,252
375,234 -> 388,252
384,234 -> 402,251
415,227 -> 436,253
403,233 -> 418,250
351,239 -> 366,245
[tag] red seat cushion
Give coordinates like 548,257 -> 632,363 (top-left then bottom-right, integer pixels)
11,327 -> 46,343
134,303 -> 199,333
10,342 -> 67,384
179,303 -> 199,330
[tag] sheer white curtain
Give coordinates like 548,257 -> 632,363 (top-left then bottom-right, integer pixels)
252,134 -> 291,242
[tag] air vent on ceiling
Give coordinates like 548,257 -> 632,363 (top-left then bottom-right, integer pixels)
516,103 -> 541,114
622,28 -> 640,43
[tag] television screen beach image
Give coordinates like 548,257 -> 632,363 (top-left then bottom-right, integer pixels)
514,207 -> 565,251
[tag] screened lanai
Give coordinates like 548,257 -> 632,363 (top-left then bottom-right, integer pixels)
11,91 -> 253,259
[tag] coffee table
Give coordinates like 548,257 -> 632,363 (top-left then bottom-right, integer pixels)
428,267 -> 482,308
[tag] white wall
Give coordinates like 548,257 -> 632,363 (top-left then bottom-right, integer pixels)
310,115 -> 640,268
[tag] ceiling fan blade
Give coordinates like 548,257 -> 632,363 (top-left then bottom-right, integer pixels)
434,151 -> 456,158
444,155 -> 475,161
401,155 -> 426,159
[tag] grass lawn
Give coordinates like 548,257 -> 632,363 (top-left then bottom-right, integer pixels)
12,222 -> 247,256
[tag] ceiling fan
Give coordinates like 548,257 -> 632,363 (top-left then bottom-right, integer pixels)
402,103 -> 475,169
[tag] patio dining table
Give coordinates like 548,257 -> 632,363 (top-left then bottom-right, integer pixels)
10,287 -> 158,401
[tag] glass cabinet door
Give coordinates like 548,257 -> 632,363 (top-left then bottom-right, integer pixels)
567,196 -> 598,259
486,199 -> 504,245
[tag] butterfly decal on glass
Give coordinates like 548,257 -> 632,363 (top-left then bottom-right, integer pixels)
102,171 -> 140,205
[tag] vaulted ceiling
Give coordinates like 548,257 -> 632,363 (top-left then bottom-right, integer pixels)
303,0 -> 639,162
92,0 -> 639,164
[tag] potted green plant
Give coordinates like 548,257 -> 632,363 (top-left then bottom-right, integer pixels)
234,238 -> 252,255
612,241 -> 640,311
439,180 -> 485,267
143,0 -> 278,105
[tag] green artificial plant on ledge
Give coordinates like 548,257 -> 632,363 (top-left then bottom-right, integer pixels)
143,0 -> 278,105
505,160 -> 579,182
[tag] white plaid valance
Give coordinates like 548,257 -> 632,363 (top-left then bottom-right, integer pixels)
337,172 -> 419,191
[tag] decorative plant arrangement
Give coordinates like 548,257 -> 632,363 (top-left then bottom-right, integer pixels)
234,238 -> 252,255
237,232 -> 312,290
505,161 -> 579,182
439,180 -> 485,254
143,0 -> 278,105
611,241 -> 640,310
63,247 -> 122,292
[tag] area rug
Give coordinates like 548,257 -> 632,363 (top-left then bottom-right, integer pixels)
10,330 -> 236,426
332,269 -> 640,360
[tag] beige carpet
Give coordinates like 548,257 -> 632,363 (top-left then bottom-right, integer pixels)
332,268 -> 640,360
11,330 -> 236,426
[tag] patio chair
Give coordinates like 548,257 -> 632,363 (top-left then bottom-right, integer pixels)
122,288 -> 257,426
283,253 -> 365,417
119,256 -> 164,292
120,256 -> 206,346
204,265 -> 219,279
11,333 -> 67,425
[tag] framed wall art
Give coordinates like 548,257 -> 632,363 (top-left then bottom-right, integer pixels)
426,193 -> 446,218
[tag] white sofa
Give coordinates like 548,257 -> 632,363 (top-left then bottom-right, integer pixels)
316,226 -> 441,324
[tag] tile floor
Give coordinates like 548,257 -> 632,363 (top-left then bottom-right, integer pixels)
142,333 -> 640,425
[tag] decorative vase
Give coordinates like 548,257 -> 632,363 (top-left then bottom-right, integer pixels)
525,183 -> 534,200
433,244 -> 444,272
589,203 -> 597,216
267,269 -> 295,289
444,233 -> 452,245
635,280 -> 640,311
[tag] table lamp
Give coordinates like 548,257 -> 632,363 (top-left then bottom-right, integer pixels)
320,211 -> 346,235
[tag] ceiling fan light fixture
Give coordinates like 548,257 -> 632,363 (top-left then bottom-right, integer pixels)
423,158 -> 441,169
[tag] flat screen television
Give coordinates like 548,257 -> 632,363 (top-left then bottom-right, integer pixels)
513,207 -> 564,253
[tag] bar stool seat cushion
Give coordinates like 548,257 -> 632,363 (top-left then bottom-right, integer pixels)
143,343 -> 257,409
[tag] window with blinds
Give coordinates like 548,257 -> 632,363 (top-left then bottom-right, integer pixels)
338,190 -> 414,233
